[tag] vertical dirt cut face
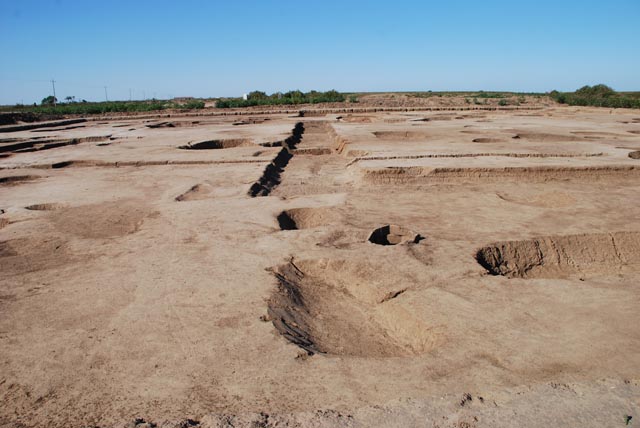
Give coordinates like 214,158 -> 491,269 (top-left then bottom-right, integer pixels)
372,131 -> 430,140
267,259 -> 435,357
476,232 -> 640,278
368,224 -> 422,245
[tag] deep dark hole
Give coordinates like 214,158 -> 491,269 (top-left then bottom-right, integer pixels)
368,225 -> 393,245
277,212 -> 297,230
52,161 -> 73,169
180,140 -> 225,150
368,226 -> 424,245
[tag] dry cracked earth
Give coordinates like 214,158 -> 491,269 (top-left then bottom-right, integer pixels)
1,106 -> 640,427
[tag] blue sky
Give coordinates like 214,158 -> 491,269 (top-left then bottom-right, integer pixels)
0,0 -> 638,104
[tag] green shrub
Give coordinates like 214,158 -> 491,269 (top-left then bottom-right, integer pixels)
550,84 -> 640,109
176,100 -> 205,109
475,91 -> 505,99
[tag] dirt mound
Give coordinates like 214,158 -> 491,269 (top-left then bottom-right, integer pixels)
368,225 -> 422,245
372,131 -> 430,140
476,232 -> 640,278
628,130 -> 640,135
629,151 -> 640,159
0,112 -> 47,126
179,139 -> 253,150
473,137 -> 504,143
25,203 -> 68,211
277,207 -> 339,230
267,259 -> 434,356
0,218 -> 9,229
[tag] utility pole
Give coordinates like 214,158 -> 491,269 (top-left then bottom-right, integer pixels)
143,90 -> 146,100
104,86 -> 108,102
51,79 -> 57,106
129,88 -> 132,101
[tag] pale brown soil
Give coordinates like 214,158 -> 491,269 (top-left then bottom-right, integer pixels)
1,105 -> 640,428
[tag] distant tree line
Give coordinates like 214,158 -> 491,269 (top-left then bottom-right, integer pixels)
551,84 -> 640,109
2,98 -> 205,115
216,90 -> 345,108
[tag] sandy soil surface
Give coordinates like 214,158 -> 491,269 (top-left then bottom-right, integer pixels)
1,106 -> 640,428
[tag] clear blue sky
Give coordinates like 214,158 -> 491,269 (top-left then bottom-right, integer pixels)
1,0 -> 638,104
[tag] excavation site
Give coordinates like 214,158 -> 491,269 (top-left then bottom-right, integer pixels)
1,100 -> 640,428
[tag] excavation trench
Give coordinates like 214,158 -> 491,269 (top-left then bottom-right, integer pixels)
0,175 -> 40,185
473,138 -> 504,143
146,121 -> 202,129
0,136 -> 111,154
476,232 -> 640,278
362,165 -> 640,185
511,132 -> 584,142
175,184 -> 211,202
25,203 -> 68,211
179,138 -> 253,150
368,225 -> 422,245
267,259 -> 434,357
248,122 -> 304,197
276,207 -> 339,230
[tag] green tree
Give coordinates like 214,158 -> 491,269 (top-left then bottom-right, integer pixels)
41,95 -> 57,105
247,91 -> 268,101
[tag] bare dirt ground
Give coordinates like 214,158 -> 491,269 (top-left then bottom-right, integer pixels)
1,104 -> 640,428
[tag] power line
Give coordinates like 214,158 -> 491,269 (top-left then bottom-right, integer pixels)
51,79 -> 57,106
